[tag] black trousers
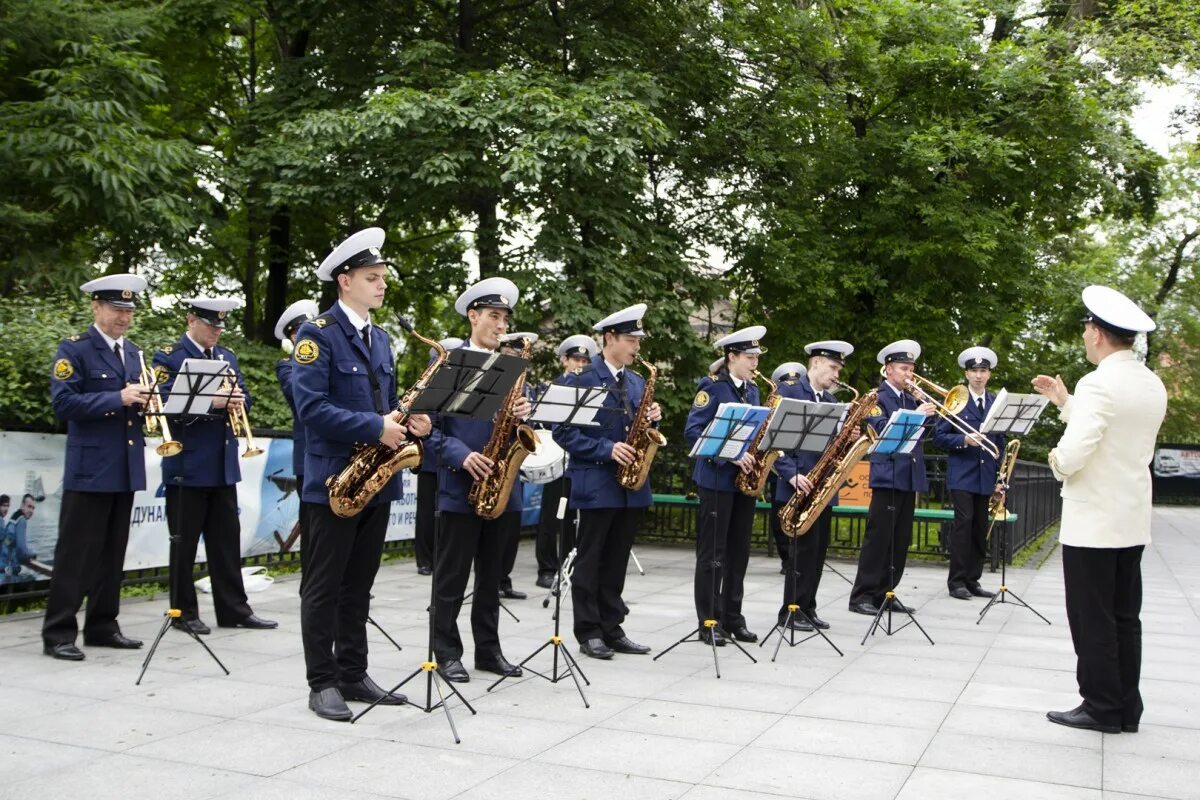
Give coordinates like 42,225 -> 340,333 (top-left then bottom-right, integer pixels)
770,499 -> 791,567
695,488 -> 754,629
948,490 -> 989,591
42,490 -> 134,645
414,471 -> 437,570
850,489 -> 915,608
779,505 -> 832,621
536,476 -> 575,578
432,510 -> 510,661
1063,544 -> 1144,728
572,506 -> 642,643
499,507 -> 521,591
165,484 -> 251,625
300,502 -> 389,690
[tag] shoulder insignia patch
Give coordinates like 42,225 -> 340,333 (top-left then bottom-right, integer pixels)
294,339 -> 319,365
313,318 -> 329,328
693,390 -> 710,409
154,365 -> 170,386
53,358 -> 74,381
870,404 -> 884,417
67,334 -> 81,342
161,345 -> 174,355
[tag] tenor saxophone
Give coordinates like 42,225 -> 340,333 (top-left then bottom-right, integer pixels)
327,319 -> 446,518
735,370 -> 782,497
985,438 -> 1021,541
468,338 -> 539,519
778,382 -> 879,537
615,354 -> 667,491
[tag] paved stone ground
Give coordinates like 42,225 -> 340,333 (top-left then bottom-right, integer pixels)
1,506 -> 1198,800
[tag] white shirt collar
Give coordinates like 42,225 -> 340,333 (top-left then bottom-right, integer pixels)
886,381 -> 904,398
92,325 -> 124,353
730,375 -> 745,388
603,358 -> 623,380
338,300 -> 371,333
464,338 -> 492,353
185,332 -> 212,355
969,389 -> 987,403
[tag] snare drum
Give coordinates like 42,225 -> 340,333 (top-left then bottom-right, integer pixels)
521,434 -> 568,484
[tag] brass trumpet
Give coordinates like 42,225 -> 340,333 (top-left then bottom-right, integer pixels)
219,372 -> 263,458
904,373 -> 1000,459
137,351 -> 182,457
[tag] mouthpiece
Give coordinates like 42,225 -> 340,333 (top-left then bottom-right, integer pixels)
556,497 -> 568,520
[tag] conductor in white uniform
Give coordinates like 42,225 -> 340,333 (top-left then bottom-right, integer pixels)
1033,285 -> 1167,734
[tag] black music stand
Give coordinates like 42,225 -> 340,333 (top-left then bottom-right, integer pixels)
486,380 -> 612,702
137,361 -> 231,684
977,393 -> 1051,625
654,403 -> 766,677
860,410 -> 935,646
350,348 -> 524,740
755,398 -> 847,659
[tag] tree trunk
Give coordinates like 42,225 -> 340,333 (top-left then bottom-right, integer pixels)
473,192 -> 502,277
262,204 -> 291,343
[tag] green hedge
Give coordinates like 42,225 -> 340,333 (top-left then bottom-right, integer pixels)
0,296 -> 294,432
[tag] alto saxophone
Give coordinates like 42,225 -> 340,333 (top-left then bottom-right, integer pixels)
468,338 -> 539,519
616,354 -> 667,491
327,319 -> 446,518
778,381 -> 879,537
735,370 -> 782,497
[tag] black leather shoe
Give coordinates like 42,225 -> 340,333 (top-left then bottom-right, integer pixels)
606,636 -> 651,655
849,602 -> 880,616
475,654 -> 523,677
43,642 -> 85,661
950,587 -> 972,600
172,618 -> 211,635
1047,706 -> 1120,734
84,632 -> 143,649
339,675 -> 406,706
969,586 -> 996,598
727,626 -> 758,643
1122,722 -> 1139,733
888,600 -> 916,614
698,627 -> 726,646
579,638 -> 615,659
223,614 -> 278,630
439,659 -> 470,683
535,574 -> 554,589
417,565 -> 432,576
500,587 -> 527,600
309,688 -> 352,721
785,617 -> 813,632
807,613 -> 830,630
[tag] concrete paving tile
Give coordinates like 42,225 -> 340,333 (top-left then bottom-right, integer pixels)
939,704 -> 1102,749
535,727 -> 741,784
753,714 -> 935,765
455,759 -> 690,800
0,732 -> 108,781
120,675 -> 301,718
598,698 -> 782,745
896,767 -> 1102,800
790,688 -> 953,729
1102,724 -> 1200,762
919,731 -> 1101,788
1102,753 -> 1200,800
707,746 -> 911,800
376,710 -> 589,759
650,674 -> 814,714
13,699 -> 224,752
1,752 -> 259,800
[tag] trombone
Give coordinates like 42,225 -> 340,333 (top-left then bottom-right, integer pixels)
137,351 -> 182,457
219,371 -> 263,458
904,373 -> 1000,459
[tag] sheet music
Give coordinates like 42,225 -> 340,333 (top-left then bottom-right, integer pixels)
688,403 -> 770,460
870,409 -> 927,455
529,384 -> 607,426
160,358 -> 228,416
979,389 -> 1049,435
765,398 -> 848,454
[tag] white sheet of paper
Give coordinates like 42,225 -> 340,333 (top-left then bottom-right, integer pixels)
529,384 -> 607,426
161,358 -> 230,415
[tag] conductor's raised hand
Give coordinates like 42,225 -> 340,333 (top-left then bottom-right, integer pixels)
1032,374 -> 1068,407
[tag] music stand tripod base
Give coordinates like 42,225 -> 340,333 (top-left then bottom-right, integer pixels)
761,604 -> 844,661
136,608 -> 230,685
977,523 -> 1051,626
860,591 -> 935,646
654,618 -> 757,679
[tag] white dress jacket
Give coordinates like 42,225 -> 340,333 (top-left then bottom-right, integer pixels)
1050,350 -> 1168,548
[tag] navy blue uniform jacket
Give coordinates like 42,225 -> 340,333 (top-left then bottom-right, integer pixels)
866,380 -> 934,492
773,375 -> 841,505
276,357 -> 307,478
933,391 -> 1004,495
684,374 -> 761,493
50,326 -> 147,493
553,355 -> 654,510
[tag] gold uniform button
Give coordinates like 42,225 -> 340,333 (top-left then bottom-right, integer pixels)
127,439 -> 134,446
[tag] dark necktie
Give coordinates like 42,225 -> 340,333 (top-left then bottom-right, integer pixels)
203,347 -> 214,360
112,342 -> 124,367
977,397 -> 985,415
615,371 -> 633,416
361,326 -> 372,351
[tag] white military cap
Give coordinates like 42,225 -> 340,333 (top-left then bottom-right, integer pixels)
317,227 -> 393,282
500,331 -> 539,349
877,339 -> 921,365
183,297 -> 242,329
274,299 -> 320,341
455,277 -> 519,316
81,274 -> 147,309
557,334 -> 598,359
1082,285 -> 1155,335
430,337 -> 463,358
958,346 -> 998,369
715,325 -> 767,355
593,303 -> 648,337
771,362 -> 808,383
804,340 -> 854,363
709,357 -> 726,375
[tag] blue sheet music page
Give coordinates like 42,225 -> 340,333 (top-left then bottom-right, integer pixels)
689,403 -> 770,460
871,409 -> 927,455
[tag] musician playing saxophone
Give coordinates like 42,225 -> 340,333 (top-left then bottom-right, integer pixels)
773,341 -> 855,632
553,305 -> 660,660
293,228 -> 430,722
684,327 -> 768,646
933,346 -> 1005,601
431,278 -> 531,684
